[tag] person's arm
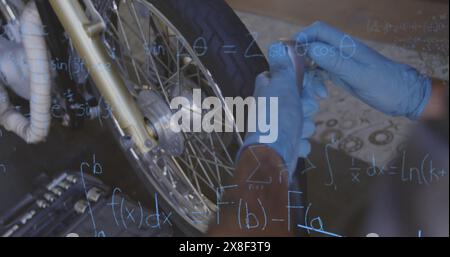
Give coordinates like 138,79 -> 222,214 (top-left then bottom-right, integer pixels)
207,146 -> 293,236
206,42 -> 326,236
294,21 -> 437,121
421,79 -> 448,121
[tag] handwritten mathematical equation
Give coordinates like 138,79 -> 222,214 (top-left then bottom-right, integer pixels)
74,147 -> 435,237
348,152 -> 447,185
216,186 -> 340,236
78,156 -> 173,237
144,31 -> 357,60
103,184 -> 424,238
109,188 -> 173,231
302,137 -> 448,190
393,37 -> 448,53
365,15 -> 449,55
366,16 -> 448,34
80,154 -> 104,176
12,96 -> 113,126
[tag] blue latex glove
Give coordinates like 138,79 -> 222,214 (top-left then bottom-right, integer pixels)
295,21 -> 432,120
240,42 -> 325,179
296,68 -> 328,156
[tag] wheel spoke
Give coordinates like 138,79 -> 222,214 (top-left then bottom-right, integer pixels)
96,0 -> 244,231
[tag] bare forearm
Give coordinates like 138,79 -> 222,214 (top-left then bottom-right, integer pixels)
207,145 -> 293,236
421,79 -> 448,121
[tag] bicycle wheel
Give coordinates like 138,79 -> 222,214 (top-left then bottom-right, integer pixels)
92,0 -> 268,235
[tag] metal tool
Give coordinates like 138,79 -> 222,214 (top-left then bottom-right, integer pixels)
278,39 -> 316,96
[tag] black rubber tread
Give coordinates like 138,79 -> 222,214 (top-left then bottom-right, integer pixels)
151,0 -> 269,98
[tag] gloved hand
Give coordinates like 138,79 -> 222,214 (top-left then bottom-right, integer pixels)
297,68 -> 328,156
239,42 -> 326,179
295,21 -> 432,120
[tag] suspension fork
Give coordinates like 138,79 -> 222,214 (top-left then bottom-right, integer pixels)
48,0 -> 157,154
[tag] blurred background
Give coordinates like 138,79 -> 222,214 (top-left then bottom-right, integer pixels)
229,0 -> 448,54
0,0 -> 448,237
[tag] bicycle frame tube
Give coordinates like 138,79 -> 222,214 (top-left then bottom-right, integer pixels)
0,0 -> 17,23
48,0 -> 157,153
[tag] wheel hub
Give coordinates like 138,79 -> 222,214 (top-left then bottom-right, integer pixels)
137,90 -> 185,156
